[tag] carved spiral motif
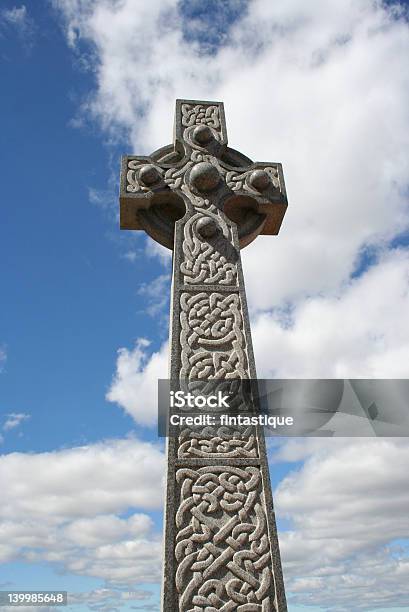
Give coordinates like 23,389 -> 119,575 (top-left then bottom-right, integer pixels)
181,213 -> 237,285
226,166 -> 280,193
183,124 -> 221,150
175,466 -> 276,611
126,160 -> 163,193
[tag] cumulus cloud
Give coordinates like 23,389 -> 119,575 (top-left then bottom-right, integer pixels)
2,412 -> 30,432
252,248 -> 409,377
53,0 -> 409,359
0,438 -> 164,585
1,437 -> 164,521
106,339 -> 168,426
219,1 -> 409,310
273,437 -> 409,610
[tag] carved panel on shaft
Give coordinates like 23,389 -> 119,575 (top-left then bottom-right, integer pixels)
175,466 -> 277,611
181,212 -> 238,286
178,425 -> 258,459
180,292 -> 248,380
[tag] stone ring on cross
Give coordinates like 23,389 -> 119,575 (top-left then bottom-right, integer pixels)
120,99 -> 287,250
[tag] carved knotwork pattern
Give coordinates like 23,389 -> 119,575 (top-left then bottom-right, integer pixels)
180,292 -> 248,379
181,103 -> 221,131
175,380 -> 259,459
181,213 -> 238,285
164,162 -> 192,191
175,466 -> 276,611
178,425 -> 257,458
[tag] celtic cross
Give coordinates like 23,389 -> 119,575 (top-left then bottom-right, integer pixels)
119,99 -> 288,611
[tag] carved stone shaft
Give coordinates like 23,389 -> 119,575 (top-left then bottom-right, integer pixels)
120,100 -> 288,611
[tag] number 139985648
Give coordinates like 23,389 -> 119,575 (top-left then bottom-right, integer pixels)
0,591 -> 67,606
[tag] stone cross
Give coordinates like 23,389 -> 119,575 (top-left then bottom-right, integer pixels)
119,100 -> 288,611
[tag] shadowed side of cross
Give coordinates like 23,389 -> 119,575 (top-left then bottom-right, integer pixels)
119,100 -> 289,612
120,99 -> 287,250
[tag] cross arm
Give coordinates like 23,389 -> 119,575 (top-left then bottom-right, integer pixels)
119,154 -> 186,248
222,160 -> 288,237
119,155 -> 167,230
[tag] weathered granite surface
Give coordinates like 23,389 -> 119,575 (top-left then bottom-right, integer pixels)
120,100 -> 288,611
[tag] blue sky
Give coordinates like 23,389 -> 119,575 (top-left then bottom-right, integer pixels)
1,1 -> 409,611
1,2 -> 163,453
1,3 -> 166,609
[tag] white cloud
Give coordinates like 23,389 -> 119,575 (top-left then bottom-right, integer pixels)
3,412 -> 30,432
68,587 -> 153,608
0,438 -> 164,584
273,437 -> 409,610
106,339 -> 168,426
224,1 -> 409,310
252,248 -> 409,377
0,437 -> 164,521
63,513 -> 153,547
53,0 -> 409,365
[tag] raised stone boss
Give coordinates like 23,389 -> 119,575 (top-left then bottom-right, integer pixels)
120,99 -> 288,611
